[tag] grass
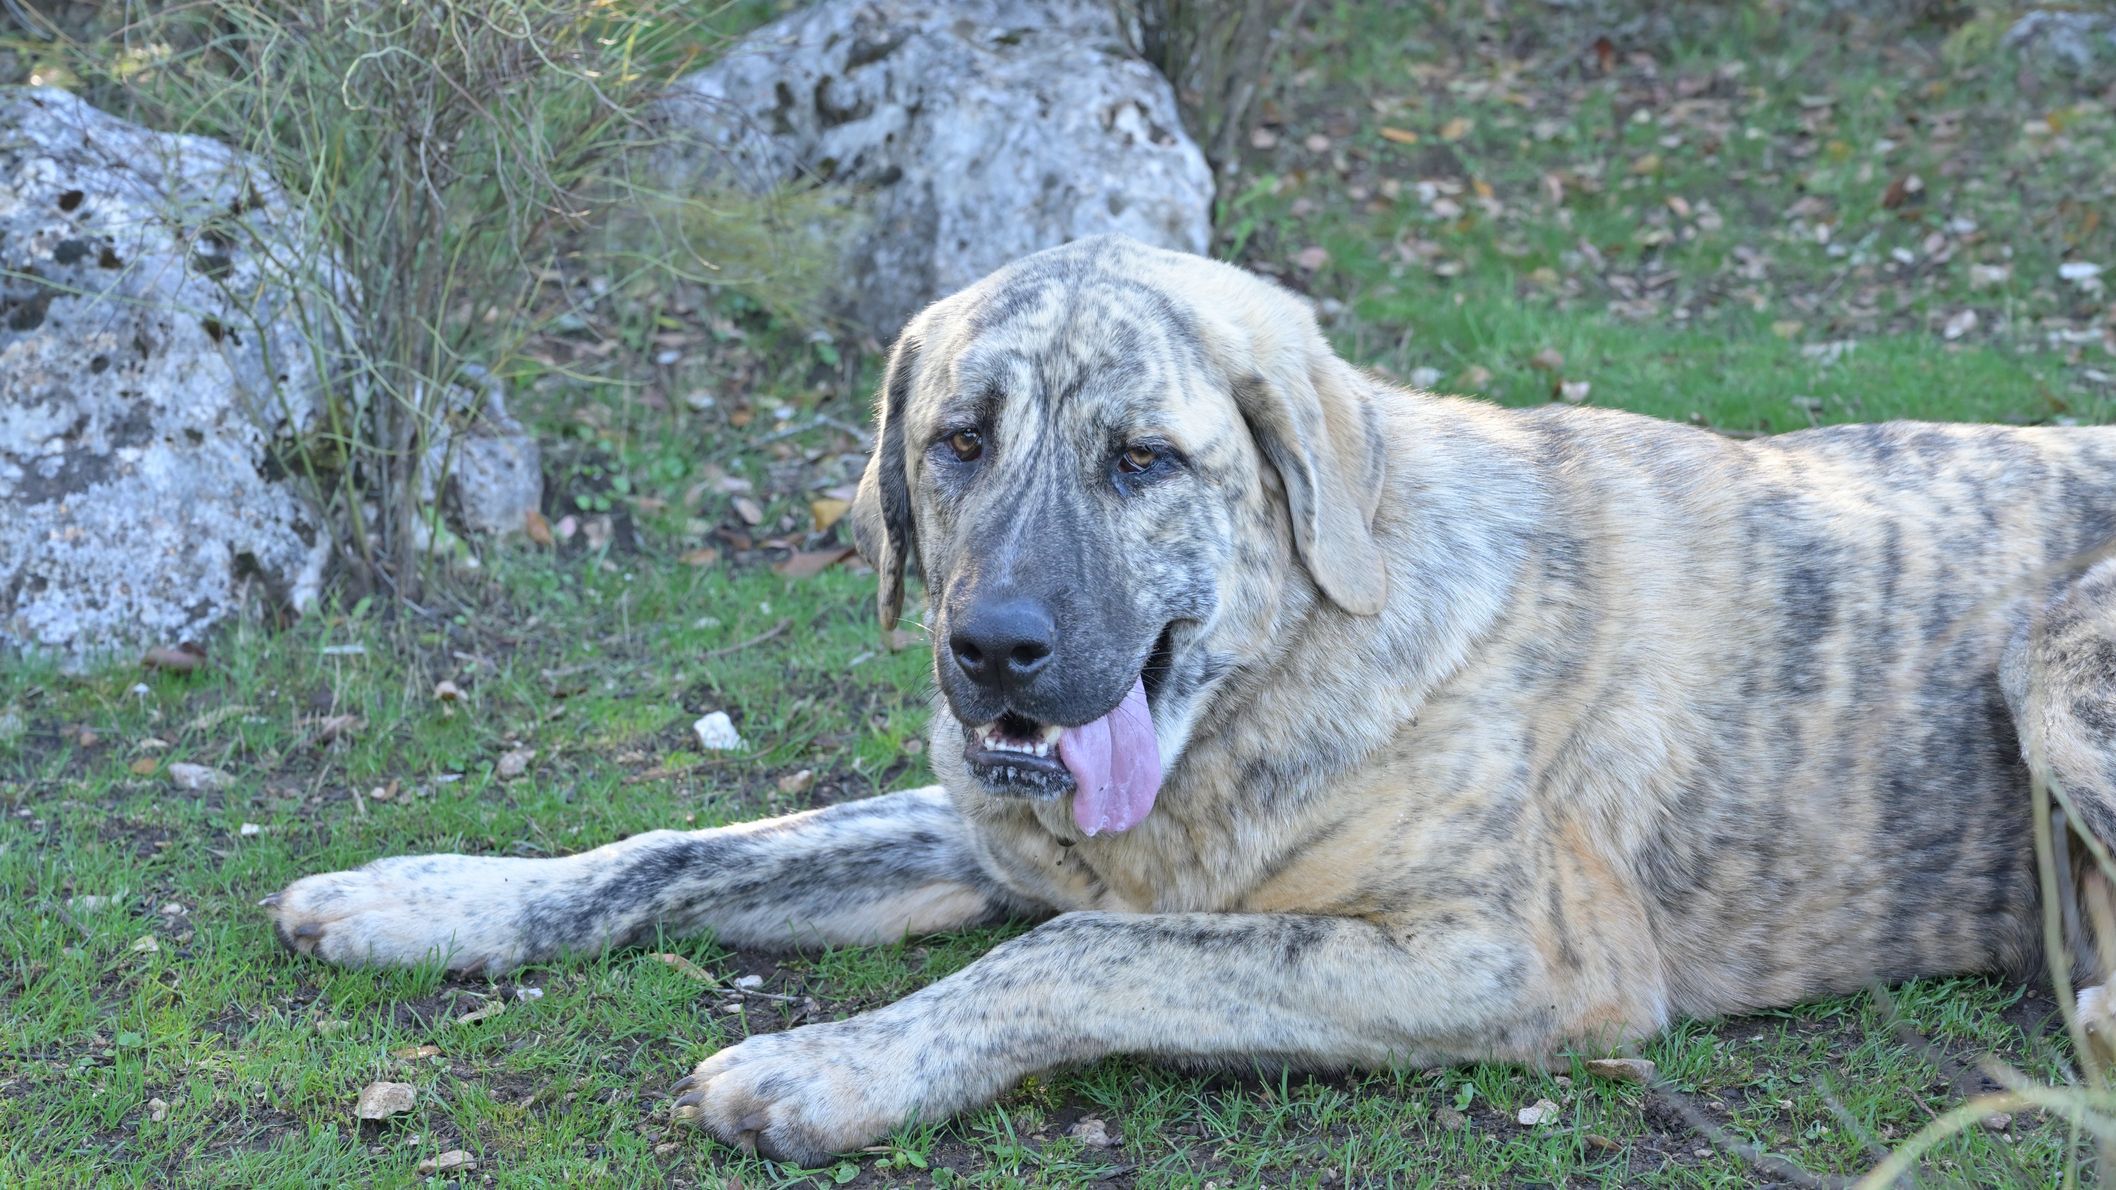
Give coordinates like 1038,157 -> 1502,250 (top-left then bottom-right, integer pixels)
6,0 -> 2116,1185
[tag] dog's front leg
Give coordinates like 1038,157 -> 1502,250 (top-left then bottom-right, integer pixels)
263,786 -> 1036,972
674,909 -> 1600,1165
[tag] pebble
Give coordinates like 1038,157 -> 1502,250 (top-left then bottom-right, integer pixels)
693,712 -> 744,751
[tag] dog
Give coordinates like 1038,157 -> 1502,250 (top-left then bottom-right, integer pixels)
265,235 -> 2116,1166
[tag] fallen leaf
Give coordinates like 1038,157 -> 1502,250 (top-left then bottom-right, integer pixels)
1436,1106 -> 1469,1130
1880,173 -> 1924,209
1459,364 -> 1494,391
679,546 -> 721,567
141,643 -> 206,673
1379,126 -> 1419,145
1517,1098 -> 1560,1126
392,1044 -> 442,1060
1293,246 -> 1330,271
810,497 -> 851,532
455,999 -> 506,1025
773,547 -> 855,580
1557,380 -> 1591,404
524,508 -> 554,547
355,1080 -> 416,1120
1249,126 -> 1278,149
307,713 -> 364,743
1440,116 -> 1473,141
1586,1133 -> 1620,1151
417,1151 -> 477,1175
496,747 -> 535,780
652,952 -> 717,983
1942,309 -> 1978,340
131,934 -> 160,954
168,762 -> 231,791
129,757 -> 160,776
1529,348 -> 1565,372
732,496 -> 764,526
1585,1057 -> 1657,1084
777,769 -> 815,795
432,680 -> 462,703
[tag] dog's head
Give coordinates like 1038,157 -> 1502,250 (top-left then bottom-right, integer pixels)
850,236 -> 1389,834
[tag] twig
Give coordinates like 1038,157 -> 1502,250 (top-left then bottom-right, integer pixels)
700,618 -> 791,660
1647,1080 -> 1850,1189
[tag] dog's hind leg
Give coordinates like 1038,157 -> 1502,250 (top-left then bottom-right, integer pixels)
263,786 -> 1041,972
2003,556 -> 2116,1052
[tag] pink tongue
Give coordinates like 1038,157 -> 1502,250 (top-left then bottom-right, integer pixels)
1057,676 -> 1162,836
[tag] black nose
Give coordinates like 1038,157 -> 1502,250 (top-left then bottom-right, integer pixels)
950,596 -> 1056,691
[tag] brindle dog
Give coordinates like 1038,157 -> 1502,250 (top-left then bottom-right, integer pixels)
265,236 -> 2116,1166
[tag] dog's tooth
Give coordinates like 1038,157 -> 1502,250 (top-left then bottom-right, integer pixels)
1040,723 -> 1063,744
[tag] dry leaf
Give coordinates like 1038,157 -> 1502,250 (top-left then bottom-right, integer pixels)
776,769 -> 816,795
1293,246 -> 1330,271
1460,365 -> 1494,391
1517,1098 -> 1560,1126
128,757 -> 160,776
679,547 -> 720,567
732,496 -> 764,526
308,713 -> 364,743
1440,116 -> 1473,141
355,1080 -> 416,1120
524,508 -> 554,547
392,1044 -> 442,1060
496,748 -> 535,780
1942,309 -> 1978,340
455,999 -> 505,1025
772,547 -> 855,580
810,497 -> 851,532
131,934 -> 160,954
1557,379 -> 1592,404
1068,1117 -> 1119,1148
141,643 -> 206,673
168,762 -> 231,791
432,680 -> 462,703
652,952 -> 717,983
1379,126 -> 1419,145
1529,348 -> 1565,372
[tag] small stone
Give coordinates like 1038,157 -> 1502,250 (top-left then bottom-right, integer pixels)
1517,1098 -> 1560,1126
1585,1057 -> 1657,1085
392,1044 -> 442,1060
776,768 -> 815,795
130,935 -> 160,954
416,1149 -> 476,1175
168,762 -> 231,791
1529,347 -> 1565,372
1982,1112 -> 2012,1132
733,974 -> 764,990
514,986 -> 544,1001
692,712 -> 744,751
654,1141 -> 681,1156
238,822 -> 262,837
1068,1116 -> 1119,1148
1408,366 -> 1444,389
495,747 -> 535,780
355,1081 -> 417,1120
147,1097 -> 169,1122
1435,1106 -> 1468,1130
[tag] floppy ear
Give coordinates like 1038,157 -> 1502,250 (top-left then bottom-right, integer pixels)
1234,349 -> 1390,616
850,332 -> 921,630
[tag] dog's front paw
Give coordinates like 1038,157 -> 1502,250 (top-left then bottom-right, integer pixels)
670,1017 -> 936,1166
262,854 -> 551,972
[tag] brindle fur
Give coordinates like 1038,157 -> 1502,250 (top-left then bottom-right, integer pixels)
265,237 -> 2116,1166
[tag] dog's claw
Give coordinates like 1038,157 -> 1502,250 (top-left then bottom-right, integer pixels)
257,892 -> 282,909
672,1090 -> 706,1112
669,1072 -> 699,1096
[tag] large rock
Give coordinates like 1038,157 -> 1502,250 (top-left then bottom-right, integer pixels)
2004,10 -> 2116,78
0,87 -> 340,664
663,0 -> 1214,339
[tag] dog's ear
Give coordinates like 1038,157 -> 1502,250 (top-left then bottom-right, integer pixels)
850,332 -> 921,630
1234,347 -> 1390,616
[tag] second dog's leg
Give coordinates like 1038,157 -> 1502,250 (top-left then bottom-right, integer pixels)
262,786 -> 1036,972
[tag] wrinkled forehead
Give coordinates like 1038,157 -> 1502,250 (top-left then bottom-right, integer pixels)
922,263 -> 1229,441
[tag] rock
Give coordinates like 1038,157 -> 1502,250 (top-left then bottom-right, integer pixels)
1435,1106 -> 1469,1130
417,367 -> 542,540
0,87 -> 335,665
2004,10 -> 2116,77
168,762 -> 231,792
495,747 -> 535,780
416,1149 -> 476,1175
146,1097 -> 169,1122
354,1080 -> 416,1120
661,0 -> 1213,339
1982,1112 -> 2012,1132
1585,1057 -> 1657,1085
1068,1116 -> 1119,1147
693,711 -> 744,751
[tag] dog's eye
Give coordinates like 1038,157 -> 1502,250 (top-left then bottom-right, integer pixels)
948,429 -> 983,462
1118,443 -> 1159,473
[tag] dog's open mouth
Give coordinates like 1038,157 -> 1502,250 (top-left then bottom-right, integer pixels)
960,626 -> 1174,836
